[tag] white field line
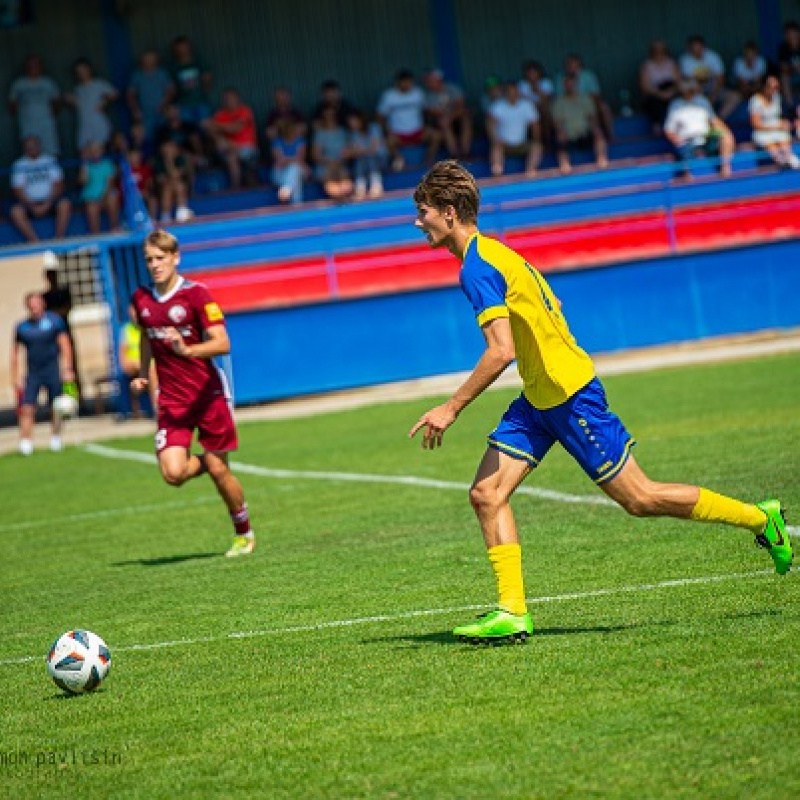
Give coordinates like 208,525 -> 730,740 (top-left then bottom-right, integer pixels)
0,496 -> 217,535
82,443 -> 800,536
0,569 -> 776,667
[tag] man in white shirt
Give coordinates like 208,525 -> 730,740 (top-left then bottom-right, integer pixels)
378,69 -> 441,171
679,35 -> 741,119
9,135 -> 72,242
487,81 -> 542,177
664,79 -> 734,177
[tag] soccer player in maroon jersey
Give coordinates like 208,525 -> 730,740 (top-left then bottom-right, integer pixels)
131,229 -> 254,557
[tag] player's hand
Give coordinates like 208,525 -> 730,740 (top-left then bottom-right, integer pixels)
409,403 -> 458,450
62,367 -> 76,382
130,377 -> 149,395
164,326 -> 191,356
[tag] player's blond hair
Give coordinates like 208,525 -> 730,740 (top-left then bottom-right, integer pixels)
413,160 -> 480,224
144,229 -> 179,254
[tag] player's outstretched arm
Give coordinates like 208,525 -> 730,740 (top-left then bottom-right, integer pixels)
409,317 -> 515,449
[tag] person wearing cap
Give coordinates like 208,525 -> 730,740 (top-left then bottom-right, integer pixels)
424,68 -> 472,159
664,78 -> 734,177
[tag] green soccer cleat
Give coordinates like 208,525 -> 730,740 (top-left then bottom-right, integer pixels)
755,500 -> 792,575
225,535 -> 255,558
453,608 -> 533,644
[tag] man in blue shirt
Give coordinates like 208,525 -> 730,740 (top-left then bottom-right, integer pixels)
10,291 -> 75,455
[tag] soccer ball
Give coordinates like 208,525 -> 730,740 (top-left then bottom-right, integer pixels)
52,393 -> 79,418
47,630 -> 111,694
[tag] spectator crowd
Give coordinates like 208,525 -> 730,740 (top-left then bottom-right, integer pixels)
5,23 -> 800,242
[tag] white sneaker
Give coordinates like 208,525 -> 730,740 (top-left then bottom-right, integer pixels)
19,439 -> 33,456
50,435 -> 63,452
353,178 -> 367,199
175,206 -> 194,222
369,172 -> 384,198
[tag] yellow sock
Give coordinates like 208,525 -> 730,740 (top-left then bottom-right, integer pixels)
488,543 -> 527,615
690,488 -> 767,534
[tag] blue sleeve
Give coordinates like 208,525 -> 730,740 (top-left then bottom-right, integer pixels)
51,313 -> 67,335
459,253 -> 508,320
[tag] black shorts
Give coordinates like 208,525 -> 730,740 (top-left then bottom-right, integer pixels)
23,367 -> 61,407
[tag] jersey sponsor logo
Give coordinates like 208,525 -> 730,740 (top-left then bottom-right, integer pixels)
204,302 -> 224,322
140,308 -> 151,318
168,305 -> 187,324
146,325 -> 192,339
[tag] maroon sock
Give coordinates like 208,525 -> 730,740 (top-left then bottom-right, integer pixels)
231,503 -> 251,535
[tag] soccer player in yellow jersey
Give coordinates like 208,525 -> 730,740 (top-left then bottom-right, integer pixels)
409,161 -> 791,643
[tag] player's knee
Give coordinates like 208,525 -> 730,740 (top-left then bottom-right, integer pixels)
161,467 -> 187,487
469,482 -> 501,515
618,491 -> 656,518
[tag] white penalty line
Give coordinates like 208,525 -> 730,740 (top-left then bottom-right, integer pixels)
81,443 -> 800,536
0,568 -> 778,667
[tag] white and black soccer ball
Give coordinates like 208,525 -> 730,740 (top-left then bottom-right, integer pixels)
47,630 -> 111,694
52,393 -> 79,419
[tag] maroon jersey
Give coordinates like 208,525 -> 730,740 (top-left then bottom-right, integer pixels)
132,277 -> 229,407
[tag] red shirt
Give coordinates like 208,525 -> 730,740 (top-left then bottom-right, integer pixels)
132,278 -> 228,406
212,105 -> 257,148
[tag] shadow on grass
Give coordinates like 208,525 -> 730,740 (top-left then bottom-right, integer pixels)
111,552 -> 220,567
362,608 -> 785,648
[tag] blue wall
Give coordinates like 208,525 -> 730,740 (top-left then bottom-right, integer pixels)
226,238 -> 800,405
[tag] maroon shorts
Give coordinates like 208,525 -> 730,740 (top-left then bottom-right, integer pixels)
155,394 -> 238,453
395,129 -> 425,146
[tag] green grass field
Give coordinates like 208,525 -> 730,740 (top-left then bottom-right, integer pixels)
1,353 -> 799,799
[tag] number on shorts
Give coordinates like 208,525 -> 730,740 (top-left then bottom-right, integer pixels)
155,428 -> 168,451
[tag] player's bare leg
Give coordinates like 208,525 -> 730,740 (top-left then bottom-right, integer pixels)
203,451 -> 255,557
601,455 -> 791,574
157,446 -> 205,486
454,448 -> 534,643
18,404 -> 36,455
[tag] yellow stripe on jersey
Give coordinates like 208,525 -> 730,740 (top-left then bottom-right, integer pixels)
459,232 -> 595,409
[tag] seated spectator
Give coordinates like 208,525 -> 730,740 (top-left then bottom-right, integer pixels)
205,87 -> 259,189
679,35 -> 741,120
127,49 -> 174,145
778,21 -> 800,109
66,58 -> 118,152
552,74 -> 608,174
639,40 -> 681,134
265,86 -> 307,142
378,69 -> 442,171
127,145 -> 158,219
555,54 -> 614,141
487,81 -> 542,177
312,104 -> 353,200
734,41 -> 768,101
8,53 -> 61,156
154,104 -> 199,221
9,135 -> 71,242
423,68 -> 473,159
518,60 -> 554,143
312,79 -> 356,128
170,35 -> 212,124
271,119 -> 308,204
664,79 -> 734,177
79,141 -> 120,234
346,111 -> 386,199
749,74 -> 799,169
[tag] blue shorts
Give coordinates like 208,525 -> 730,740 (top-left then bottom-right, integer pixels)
488,377 -> 635,484
23,367 -> 62,407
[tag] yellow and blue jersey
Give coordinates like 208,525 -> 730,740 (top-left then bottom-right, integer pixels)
459,232 -> 595,409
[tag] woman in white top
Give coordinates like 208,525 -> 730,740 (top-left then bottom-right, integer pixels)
639,40 -> 681,133
749,74 -> 799,168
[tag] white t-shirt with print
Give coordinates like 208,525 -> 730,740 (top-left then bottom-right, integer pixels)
11,154 -> 63,202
